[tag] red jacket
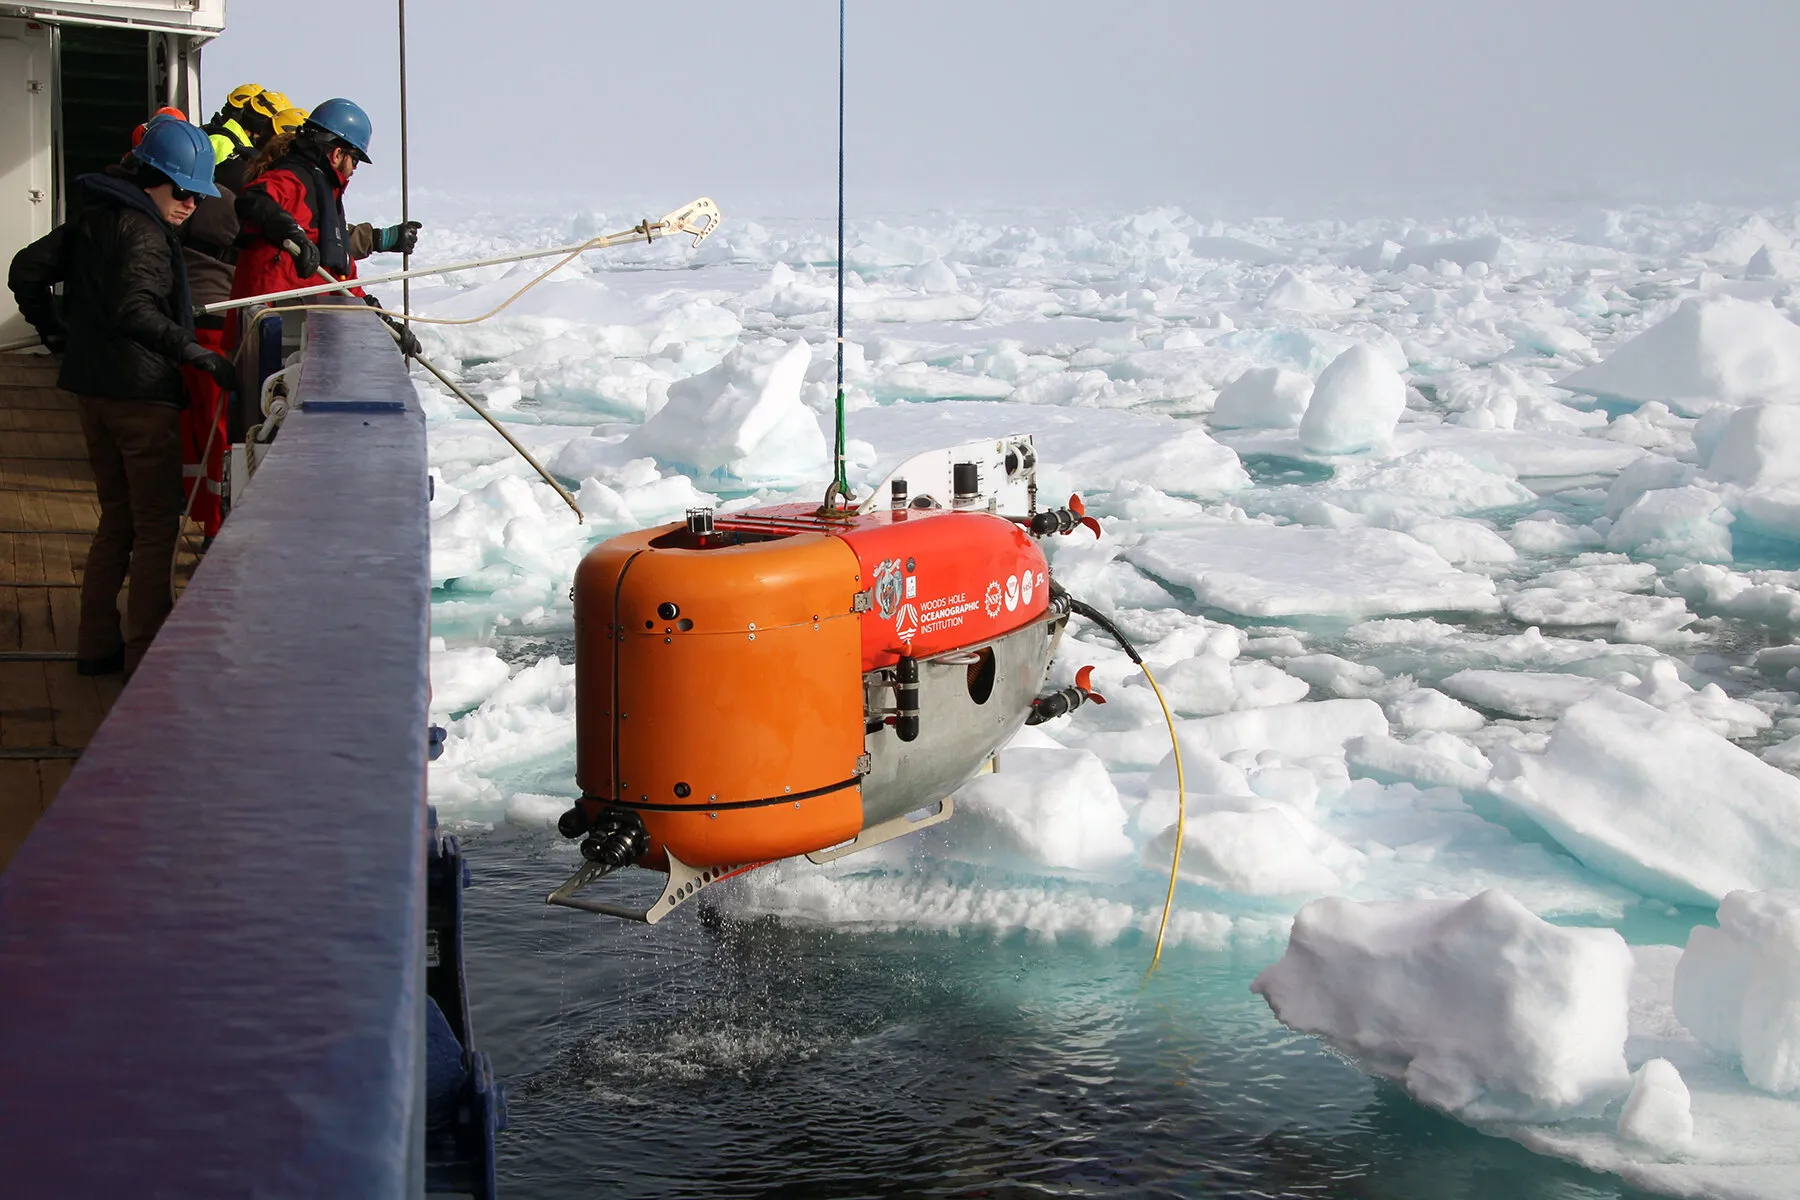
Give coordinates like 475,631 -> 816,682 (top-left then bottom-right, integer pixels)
230,148 -> 366,302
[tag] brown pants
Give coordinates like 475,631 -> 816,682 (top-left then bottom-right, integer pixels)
77,397 -> 183,673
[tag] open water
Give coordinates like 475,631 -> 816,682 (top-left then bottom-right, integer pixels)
462,842 -> 1669,1200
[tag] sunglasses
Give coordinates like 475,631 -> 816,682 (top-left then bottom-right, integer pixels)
170,185 -> 200,202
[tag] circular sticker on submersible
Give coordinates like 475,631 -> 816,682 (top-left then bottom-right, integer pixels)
1004,574 -> 1019,612
984,581 -> 1003,618
873,557 -> 904,619
895,602 -> 919,642
1021,570 -> 1034,605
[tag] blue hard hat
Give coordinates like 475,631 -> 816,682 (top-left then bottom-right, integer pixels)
305,97 -> 373,163
132,119 -> 220,197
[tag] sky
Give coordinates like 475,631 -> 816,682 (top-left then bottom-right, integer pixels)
201,0 -> 1800,218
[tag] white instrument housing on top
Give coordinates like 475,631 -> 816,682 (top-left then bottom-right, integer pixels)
857,434 -> 1039,516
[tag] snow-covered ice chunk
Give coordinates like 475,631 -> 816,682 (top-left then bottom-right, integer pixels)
1510,942 -> 1800,1196
1504,587 -> 1697,642
1121,654 -> 1308,717
1673,889 -> 1800,1095
624,338 -> 826,485
1440,669 -> 1600,719
1670,562 -> 1800,627
1616,1058 -> 1694,1151
1606,455 -> 1697,520
1403,518 -> 1517,565
1147,805 -> 1362,896
1387,687 -> 1487,733
1210,366 -> 1313,430
1346,733 -> 1493,791
1708,404 -> 1800,489
429,644 -> 511,717
949,745 -> 1132,871
1298,344 -> 1408,455
1058,425 -> 1250,498
1605,485 -> 1733,563
1160,698 -> 1388,764
1262,268 -> 1345,313
1558,296 -> 1800,415
1251,889 -> 1633,1121
1488,691 -> 1800,905
1394,236 -> 1512,271
1127,525 -> 1500,620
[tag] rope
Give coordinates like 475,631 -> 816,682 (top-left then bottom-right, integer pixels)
249,235 -> 609,329
819,0 -> 853,515
168,379 -> 227,601
234,292 -> 584,521
1066,598 -> 1186,980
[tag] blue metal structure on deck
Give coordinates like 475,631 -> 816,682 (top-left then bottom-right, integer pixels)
0,301 -> 502,1196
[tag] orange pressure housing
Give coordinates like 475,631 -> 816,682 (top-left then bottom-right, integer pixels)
573,502 -> 1051,870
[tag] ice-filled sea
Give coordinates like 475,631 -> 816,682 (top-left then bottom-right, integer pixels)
407,199 -> 1800,1198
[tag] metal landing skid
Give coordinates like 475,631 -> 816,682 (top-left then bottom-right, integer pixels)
546,847 -> 770,923
543,796 -> 958,921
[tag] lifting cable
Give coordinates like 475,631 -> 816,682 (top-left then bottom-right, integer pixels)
819,0 -> 853,515
1066,598 -> 1187,981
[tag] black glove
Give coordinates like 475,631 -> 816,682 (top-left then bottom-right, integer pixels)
281,234 -> 321,280
372,220 -> 421,255
182,341 -> 238,389
40,324 -> 67,355
383,315 -> 423,358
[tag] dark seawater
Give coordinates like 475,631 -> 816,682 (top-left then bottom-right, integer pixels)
462,843 -> 1662,1200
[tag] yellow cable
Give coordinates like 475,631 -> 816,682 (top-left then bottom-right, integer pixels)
1141,659 -> 1186,980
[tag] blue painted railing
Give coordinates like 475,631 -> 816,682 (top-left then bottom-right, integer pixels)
0,302 -> 496,1196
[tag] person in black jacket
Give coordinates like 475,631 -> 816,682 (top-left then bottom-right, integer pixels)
7,119 -> 235,678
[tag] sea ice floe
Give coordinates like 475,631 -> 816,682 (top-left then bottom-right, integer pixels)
1487,690 -> 1800,905
1673,889 -> 1800,1096
1251,889 -> 1634,1121
1604,485 -> 1734,563
1297,344 -> 1408,455
1146,804 -> 1364,896
1126,524 -> 1500,620
624,337 -> 826,485
1210,365 -> 1313,430
946,744 -> 1133,872
428,642 -> 512,717
1616,1058 -> 1694,1152
1558,295 -> 1800,415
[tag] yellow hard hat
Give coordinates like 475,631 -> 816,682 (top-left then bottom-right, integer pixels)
271,107 -> 309,137
248,89 -> 293,120
226,83 -> 264,110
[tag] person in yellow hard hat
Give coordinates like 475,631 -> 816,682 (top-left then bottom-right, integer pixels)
270,107 -> 308,138
203,85 -> 292,194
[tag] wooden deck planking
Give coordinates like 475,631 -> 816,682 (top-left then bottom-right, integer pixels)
0,362 -> 107,863
0,357 -> 212,867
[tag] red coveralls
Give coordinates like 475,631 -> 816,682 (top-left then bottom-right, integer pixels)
178,329 -> 228,537
230,153 -> 367,302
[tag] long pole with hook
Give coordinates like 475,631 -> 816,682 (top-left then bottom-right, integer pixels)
398,0 -> 412,334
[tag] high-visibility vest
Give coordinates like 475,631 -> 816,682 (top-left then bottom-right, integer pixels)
207,119 -> 253,169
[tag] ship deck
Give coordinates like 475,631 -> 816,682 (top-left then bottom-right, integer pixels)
0,351 -> 199,867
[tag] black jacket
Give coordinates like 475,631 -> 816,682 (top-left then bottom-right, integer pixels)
181,182 -> 239,308
8,172 -> 198,405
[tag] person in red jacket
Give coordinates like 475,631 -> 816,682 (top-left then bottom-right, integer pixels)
230,97 -> 420,352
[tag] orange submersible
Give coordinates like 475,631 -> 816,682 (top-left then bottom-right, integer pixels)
547,440 -> 1106,922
